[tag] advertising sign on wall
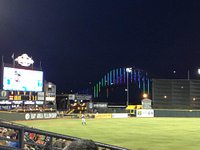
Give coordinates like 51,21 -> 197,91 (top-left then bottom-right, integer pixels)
95,113 -> 112,119
112,113 -> 128,118
37,92 -> 44,100
136,109 -> 154,117
25,112 -> 57,120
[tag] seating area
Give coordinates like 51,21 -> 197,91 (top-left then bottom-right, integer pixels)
0,119 -> 126,150
0,125 -> 77,150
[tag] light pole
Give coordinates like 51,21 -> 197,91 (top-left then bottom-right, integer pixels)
126,67 -> 132,106
198,69 -> 200,75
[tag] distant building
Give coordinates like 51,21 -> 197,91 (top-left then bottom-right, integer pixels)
152,79 -> 200,109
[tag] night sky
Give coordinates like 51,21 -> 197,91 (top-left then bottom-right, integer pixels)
0,0 -> 200,93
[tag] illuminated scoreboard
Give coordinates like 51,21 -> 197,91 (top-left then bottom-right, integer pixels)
3,67 -> 43,92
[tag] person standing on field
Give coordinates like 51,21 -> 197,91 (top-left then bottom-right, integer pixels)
81,113 -> 86,125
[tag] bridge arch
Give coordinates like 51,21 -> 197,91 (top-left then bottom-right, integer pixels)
93,67 -> 151,105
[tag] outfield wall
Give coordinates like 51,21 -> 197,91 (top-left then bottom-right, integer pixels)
2,110 -> 200,121
94,113 -> 129,119
136,109 -> 200,117
0,112 -> 25,121
154,109 -> 200,117
0,111 -> 57,121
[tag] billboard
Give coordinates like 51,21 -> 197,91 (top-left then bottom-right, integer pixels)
136,109 -> 154,117
3,67 -> 43,92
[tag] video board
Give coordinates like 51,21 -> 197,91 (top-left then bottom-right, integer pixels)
3,67 -> 43,92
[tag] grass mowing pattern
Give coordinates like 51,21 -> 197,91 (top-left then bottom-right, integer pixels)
16,117 -> 200,150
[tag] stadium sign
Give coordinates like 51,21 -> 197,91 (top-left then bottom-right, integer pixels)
46,92 -> 56,101
93,103 -> 108,108
0,101 -> 12,104
15,53 -> 34,67
112,113 -> 128,118
35,101 -> 44,105
25,112 -> 57,120
0,100 -> 44,105
37,92 -> 44,100
75,94 -> 92,100
12,101 -> 23,105
136,109 -> 154,117
68,94 -> 75,100
24,101 -> 35,105
0,90 -> 8,99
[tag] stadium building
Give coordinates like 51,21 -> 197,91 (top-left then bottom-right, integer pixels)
152,79 -> 200,109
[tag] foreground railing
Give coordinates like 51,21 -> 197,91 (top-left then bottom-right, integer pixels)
0,119 -> 127,150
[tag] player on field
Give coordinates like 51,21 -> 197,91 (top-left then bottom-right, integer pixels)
81,113 -> 86,125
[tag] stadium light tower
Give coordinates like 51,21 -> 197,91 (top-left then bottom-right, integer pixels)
126,67 -> 132,106
198,69 -> 200,75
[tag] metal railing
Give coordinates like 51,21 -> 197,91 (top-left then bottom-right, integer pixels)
0,119 -> 128,150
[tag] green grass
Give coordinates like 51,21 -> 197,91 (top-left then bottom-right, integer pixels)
15,117 -> 200,150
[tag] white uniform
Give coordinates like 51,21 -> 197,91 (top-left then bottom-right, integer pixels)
81,114 -> 86,125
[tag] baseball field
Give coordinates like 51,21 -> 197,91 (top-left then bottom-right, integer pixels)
16,117 -> 200,150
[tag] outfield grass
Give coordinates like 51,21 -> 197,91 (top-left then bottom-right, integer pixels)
16,117 -> 200,150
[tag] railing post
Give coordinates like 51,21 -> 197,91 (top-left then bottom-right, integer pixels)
18,128 -> 24,149
50,136 -> 53,149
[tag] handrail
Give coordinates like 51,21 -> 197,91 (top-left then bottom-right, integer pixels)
0,119 -> 128,150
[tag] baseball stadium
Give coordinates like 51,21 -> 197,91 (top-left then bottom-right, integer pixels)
0,54 -> 200,150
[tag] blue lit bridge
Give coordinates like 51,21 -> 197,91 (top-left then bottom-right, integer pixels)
93,67 -> 151,105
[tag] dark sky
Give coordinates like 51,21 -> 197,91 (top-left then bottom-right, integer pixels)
0,0 -> 200,92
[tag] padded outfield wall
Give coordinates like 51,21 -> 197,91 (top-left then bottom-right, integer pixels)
0,111 -> 57,121
154,109 -> 200,117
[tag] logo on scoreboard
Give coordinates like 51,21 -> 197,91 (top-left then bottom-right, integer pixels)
15,53 -> 34,67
